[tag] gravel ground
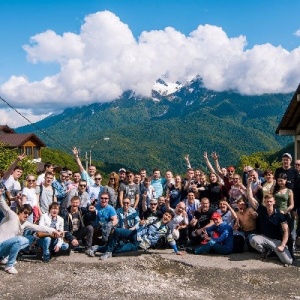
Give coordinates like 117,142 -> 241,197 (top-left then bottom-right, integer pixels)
1,249 -> 300,300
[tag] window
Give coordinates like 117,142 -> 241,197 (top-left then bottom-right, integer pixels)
25,146 -> 32,156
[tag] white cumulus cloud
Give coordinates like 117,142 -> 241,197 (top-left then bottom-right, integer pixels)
1,10 -> 300,128
294,29 -> 300,37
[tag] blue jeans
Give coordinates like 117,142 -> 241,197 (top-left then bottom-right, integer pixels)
37,237 -> 69,256
0,235 -> 34,267
194,240 -> 232,255
107,228 -> 139,254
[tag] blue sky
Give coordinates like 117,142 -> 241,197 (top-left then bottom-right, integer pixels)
1,0 -> 300,127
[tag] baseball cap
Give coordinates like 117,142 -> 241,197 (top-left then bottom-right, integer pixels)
282,153 -> 292,160
119,168 -> 126,173
211,212 -> 222,219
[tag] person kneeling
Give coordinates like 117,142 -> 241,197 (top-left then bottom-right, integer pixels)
188,212 -> 233,255
37,202 -> 69,262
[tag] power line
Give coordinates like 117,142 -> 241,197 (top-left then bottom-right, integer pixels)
0,95 -> 70,152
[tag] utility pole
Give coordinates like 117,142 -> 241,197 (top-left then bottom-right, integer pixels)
85,151 -> 88,171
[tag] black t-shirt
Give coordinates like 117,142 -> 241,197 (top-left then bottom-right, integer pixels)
207,183 -> 224,207
194,207 -> 215,229
257,205 -> 286,240
143,208 -> 163,220
275,167 -> 298,190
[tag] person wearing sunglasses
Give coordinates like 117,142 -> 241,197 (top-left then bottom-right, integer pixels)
89,173 -> 104,204
62,180 -> 90,209
0,200 -> 61,274
94,193 -> 117,241
116,198 -> 140,230
21,175 -> 40,223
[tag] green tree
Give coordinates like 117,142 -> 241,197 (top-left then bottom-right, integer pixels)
0,142 -> 37,180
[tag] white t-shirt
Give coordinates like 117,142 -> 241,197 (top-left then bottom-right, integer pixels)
4,175 -> 21,209
22,187 -> 38,207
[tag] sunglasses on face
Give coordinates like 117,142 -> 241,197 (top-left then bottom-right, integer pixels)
110,178 -> 115,180
100,197 -> 109,200
27,179 -> 35,182
79,185 -> 86,187
95,178 -> 102,180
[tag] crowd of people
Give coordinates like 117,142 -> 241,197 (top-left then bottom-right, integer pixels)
1,148 -> 300,275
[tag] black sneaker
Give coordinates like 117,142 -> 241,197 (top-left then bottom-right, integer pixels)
42,254 -> 51,263
261,249 -> 273,260
185,247 -> 195,254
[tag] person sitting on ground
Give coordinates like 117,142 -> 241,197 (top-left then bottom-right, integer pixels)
60,196 -> 96,257
0,197 -> 60,274
234,196 -> 257,250
100,211 -> 183,260
37,202 -> 69,262
157,196 -> 167,214
234,197 -> 257,236
187,212 -> 234,255
141,197 -> 163,221
93,192 -> 118,244
247,187 -> 293,265
188,197 -> 216,245
165,199 -> 189,248
216,198 -> 237,228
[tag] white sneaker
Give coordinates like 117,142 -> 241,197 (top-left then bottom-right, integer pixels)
100,252 -> 112,260
5,266 -> 18,274
0,257 -> 8,265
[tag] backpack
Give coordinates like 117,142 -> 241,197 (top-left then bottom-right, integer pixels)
232,231 -> 245,253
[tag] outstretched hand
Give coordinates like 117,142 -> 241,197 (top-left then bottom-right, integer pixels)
72,147 -> 79,156
17,152 -> 26,161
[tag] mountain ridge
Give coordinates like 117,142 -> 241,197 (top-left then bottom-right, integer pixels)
16,78 -> 292,173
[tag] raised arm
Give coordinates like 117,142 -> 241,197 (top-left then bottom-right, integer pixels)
224,201 -> 237,220
3,153 -> 26,179
211,152 -> 224,177
72,147 -> 85,173
184,154 -> 192,169
203,151 -> 216,174
247,177 -> 259,210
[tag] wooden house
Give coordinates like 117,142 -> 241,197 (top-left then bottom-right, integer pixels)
0,125 -> 46,159
276,84 -> 300,159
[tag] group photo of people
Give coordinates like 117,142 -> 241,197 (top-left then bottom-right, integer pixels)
1,147 -> 300,275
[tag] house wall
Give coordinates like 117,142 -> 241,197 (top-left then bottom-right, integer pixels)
19,140 -> 41,158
